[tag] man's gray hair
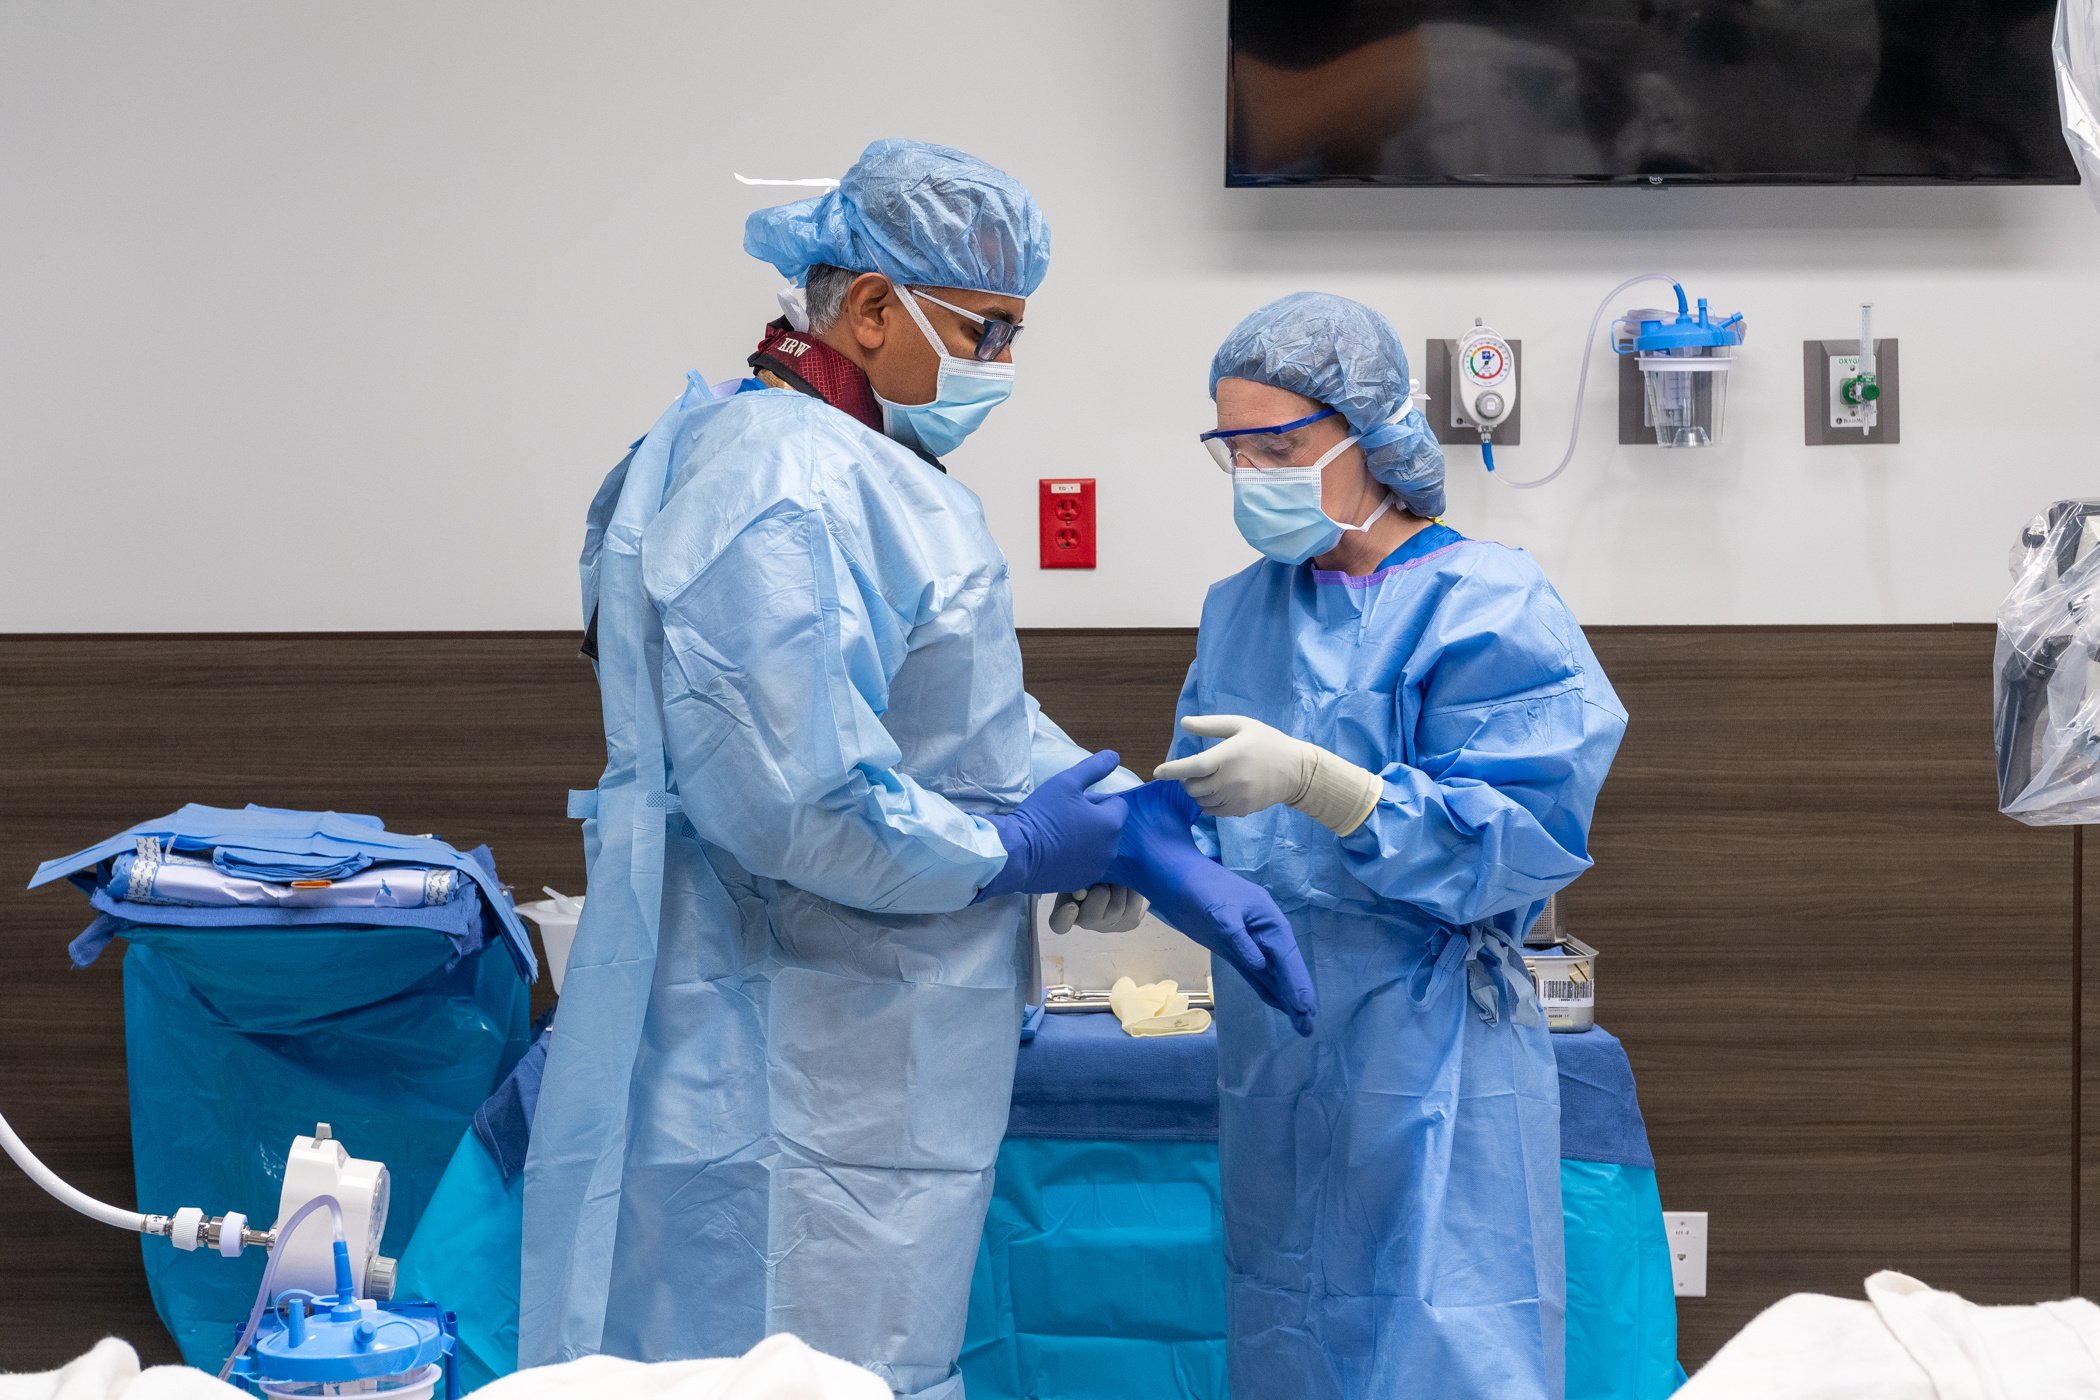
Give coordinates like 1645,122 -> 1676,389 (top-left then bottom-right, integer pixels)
804,264 -> 857,331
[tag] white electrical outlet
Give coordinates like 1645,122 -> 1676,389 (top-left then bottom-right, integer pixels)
1664,1211 -> 1708,1297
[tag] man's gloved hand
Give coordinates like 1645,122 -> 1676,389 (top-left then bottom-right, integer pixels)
977,750 -> 1130,900
1105,780 -> 1316,1036
1154,714 -> 1384,836
1047,883 -> 1149,934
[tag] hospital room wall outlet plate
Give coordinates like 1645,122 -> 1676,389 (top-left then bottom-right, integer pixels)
1803,339 -> 1900,445
1425,337 -> 1523,446
1664,1211 -> 1708,1297
1039,478 -> 1095,569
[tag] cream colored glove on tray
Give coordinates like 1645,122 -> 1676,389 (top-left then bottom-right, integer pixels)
1109,976 -> 1212,1038
1153,715 -> 1383,835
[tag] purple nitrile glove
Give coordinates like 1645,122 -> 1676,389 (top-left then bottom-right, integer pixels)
1106,780 -> 1316,1036
977,750 -> 1130,900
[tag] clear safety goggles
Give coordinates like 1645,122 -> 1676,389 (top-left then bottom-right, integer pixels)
1198,408 -> 1342,473
901,285 -> 1023,362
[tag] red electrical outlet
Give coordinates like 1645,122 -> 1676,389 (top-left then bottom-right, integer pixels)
1039,478 -> 1096,569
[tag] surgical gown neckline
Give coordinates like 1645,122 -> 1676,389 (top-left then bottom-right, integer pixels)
1308,520 -> 1467,590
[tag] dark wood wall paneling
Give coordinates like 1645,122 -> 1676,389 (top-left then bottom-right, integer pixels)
1577,628 -> 2074,1361
0,627 -> 2079,1373
2083,826 -> 2098,1295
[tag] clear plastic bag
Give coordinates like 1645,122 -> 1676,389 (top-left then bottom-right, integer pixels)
2058,0 -> 2100,214
1995,499 -> 2100,824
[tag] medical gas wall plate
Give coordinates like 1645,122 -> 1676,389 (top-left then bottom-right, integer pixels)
1426,336 -> 1523,446
1456,324 -> 1517,434
1803,339 -> 1900,446
1664,1212 -> 1709,1297
1038,478 -> 1096,569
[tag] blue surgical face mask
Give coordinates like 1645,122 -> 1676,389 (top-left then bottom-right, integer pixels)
1232,434 -> 1393,565
875,284 -> 1015,458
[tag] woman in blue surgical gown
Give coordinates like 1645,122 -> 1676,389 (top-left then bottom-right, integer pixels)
1155,293 -> 1627,1400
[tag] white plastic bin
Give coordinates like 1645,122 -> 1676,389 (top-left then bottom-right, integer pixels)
513,890 -> 583,995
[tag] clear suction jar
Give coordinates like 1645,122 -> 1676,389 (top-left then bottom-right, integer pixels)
1637,347 -> 1734,448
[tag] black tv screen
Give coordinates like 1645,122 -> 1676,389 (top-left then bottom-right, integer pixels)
1227,1 -> 2079,186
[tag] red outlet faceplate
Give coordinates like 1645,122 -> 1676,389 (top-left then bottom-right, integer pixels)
1039,478 -> 1096,569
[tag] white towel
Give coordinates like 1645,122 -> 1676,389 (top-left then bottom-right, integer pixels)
0,1340 -> 240,1400
1678,1272 -> 2100,1399
475,1334 -> 889,1399
3,1333 -> 884,1400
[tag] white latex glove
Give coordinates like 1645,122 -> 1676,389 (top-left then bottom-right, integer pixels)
1047,882 -> 1149,933
1108,975 -> 1212,1038
1153,714 -> 1384,836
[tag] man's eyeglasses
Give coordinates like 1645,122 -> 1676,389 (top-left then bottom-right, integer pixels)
904,286 -> 1023,362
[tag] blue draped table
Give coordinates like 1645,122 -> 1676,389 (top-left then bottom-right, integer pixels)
961,1016 -> 1682,1400
398,1019 -> 1683,1398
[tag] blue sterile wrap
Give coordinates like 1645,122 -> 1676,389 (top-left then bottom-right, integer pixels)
31,803 -> 538,979
962,1137 -> 1228,1400
27,806 -> 534,1368
109,844 -> 460,911
1562,1161 -> 1686,1400
1003,1010 -> 1218,1141
399,1136 -> 525,1396
68,848 -> 500,970
473,1025 -> 552,1183
1553,1026 -> 1657,1170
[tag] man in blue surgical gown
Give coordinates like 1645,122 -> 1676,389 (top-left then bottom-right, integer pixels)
1156,293 -> 1628,1400
521,141 -> 1190,1397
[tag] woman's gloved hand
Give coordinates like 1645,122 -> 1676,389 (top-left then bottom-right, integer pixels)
1047,883 -> 1149,933
1154,714 -> 1383,835
977,750 -> 1130,900
1105,780 -> 1316,1036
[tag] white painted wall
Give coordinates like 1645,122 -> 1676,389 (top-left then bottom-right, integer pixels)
3,0 -> 2095,632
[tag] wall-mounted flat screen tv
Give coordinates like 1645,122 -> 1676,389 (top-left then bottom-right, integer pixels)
1227,1 -> 2079,186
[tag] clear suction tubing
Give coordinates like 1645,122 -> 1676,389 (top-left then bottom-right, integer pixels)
1493,274 -> 1747,490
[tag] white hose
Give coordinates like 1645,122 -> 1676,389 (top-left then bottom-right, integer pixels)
0,1104 -> 149,1233
1495,273 -> 1682,491
218,1193 -> 346,1383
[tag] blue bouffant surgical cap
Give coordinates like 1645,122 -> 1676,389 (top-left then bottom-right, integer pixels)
1210,292 -> 1446,518
743,138 -> 1051,297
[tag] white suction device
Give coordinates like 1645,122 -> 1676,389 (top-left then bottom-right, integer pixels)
0,1105 -> 390,1289
1453,322 -> 1517,473
272,1123 -> 396,1301
2,1097 -> 442,1389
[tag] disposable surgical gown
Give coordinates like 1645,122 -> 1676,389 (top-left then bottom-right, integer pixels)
1171,531 -> 1626,1400
522,373 -> 1096,1399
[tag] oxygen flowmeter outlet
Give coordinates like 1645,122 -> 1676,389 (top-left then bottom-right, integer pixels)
1805,302 -> 1898,446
